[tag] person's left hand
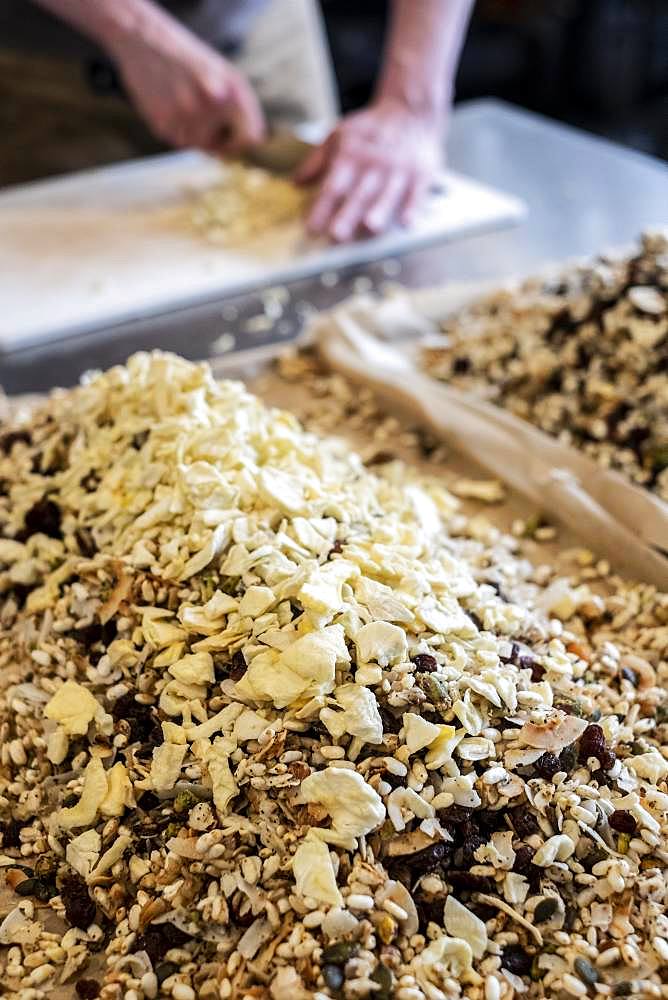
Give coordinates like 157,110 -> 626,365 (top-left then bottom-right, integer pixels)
295,99 -> 443,242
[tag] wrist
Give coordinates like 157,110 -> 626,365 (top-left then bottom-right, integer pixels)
80,0 -> 166,55
374,64 -> 449,125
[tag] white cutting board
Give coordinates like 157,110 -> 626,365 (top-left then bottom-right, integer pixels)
0,150 -> 525,352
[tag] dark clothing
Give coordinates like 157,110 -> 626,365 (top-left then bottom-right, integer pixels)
0,1 -> 268,57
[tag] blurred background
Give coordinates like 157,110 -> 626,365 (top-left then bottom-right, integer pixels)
1,0 -> 667,188
322,0 -> 668,160
0,0 -> 668,186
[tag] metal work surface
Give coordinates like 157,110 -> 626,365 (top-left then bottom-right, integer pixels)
3,98 -> 668,395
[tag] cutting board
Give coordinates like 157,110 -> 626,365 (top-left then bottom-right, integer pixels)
0,150 -> 525,352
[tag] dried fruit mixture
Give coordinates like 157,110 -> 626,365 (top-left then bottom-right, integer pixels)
421,232 -> 668,500
0,353 -> 666,1000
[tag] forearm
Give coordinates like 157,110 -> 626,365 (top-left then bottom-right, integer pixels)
375,0 -> 474,120
31,0 -> 182,54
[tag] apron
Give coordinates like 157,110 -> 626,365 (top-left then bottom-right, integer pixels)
0,0 -> 338,186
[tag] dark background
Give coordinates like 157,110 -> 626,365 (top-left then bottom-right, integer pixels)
322,0 -> 668,161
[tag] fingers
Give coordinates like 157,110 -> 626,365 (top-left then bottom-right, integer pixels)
306,158 -> 357,237
328,167 -> 384,243
218,75 -> 266,152
363,169 -> 407,235
399,173 -> 430,227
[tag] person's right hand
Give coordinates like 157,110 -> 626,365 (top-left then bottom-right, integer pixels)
107,17 -> 265,154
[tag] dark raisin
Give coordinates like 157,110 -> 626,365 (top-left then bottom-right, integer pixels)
61,873 -> 96,930
459,828 -> 487,866
509,806 -> 539,839
512,845 -> 536,876
1,818 -> 23,849
403,840 -> 452,877
378,706 -> 403,734
0,430 -> 31,454
15,877 -> 54,901
579,724 -> 606,762
528,660 -> 545,682
22,497 -> 62,539
155,963 -> 179,986
75,979 -> 100,999
599,749 -> 616,771
136,924 -> 191,964
366,450 -> 396,466
131,431 -> 149,449
534,897 -> 559,923
559,744 -> 579,774
74,528 -> 97,558
501,945 -> 532,976
608,810 -> 637,834
322,964 -> 345,991
534,752 -> 561,780
111,691 -> 162,745
230,650 -> 247,682
447,872 -> 494,894
137,790 -> 161,812
412,654 -> 438,673
414,894 -> 445,931
77,619 -> 117,653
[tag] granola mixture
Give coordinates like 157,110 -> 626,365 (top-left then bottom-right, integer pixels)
0,352 -> 667,1000
420,232 -> 668,500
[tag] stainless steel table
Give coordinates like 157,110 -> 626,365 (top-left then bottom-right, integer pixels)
3,98 -> 668,395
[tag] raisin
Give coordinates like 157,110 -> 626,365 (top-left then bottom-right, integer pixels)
156,963 -> 179,986
579,724 -> 606,762
528,660 -> 545,682
77,619 -> 117,652
230,650 -> 247,682
447,872 -> 494,894
403,841 -> 452,877
75,979 -> 100,999
21,497 -> 62,540
534,897 -> 559,923
61,873 -> 96,930
509,806 -> 539,839
74,528 -> 97,558
415,894 -> 445,931
609,810 -> 637,834
559,744 -> 579,774
378,706 -> 403,735
413,654 -> 438,673
501,945 -> 532,976
136,924 -> 191,964
512,845 -> 536,876
1,818 -> 23,849
460,828 -> 487,866
599,749 -> 616,771
136,790 -> 161,812
111,692 -> 159,745
534,752 -> 561,780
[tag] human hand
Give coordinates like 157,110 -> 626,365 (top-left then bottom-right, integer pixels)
108,17 -> 265,153
295,99 -> 443,242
